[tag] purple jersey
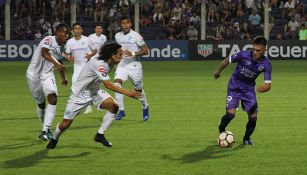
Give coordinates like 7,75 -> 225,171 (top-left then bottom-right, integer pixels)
228,50 -> 272,90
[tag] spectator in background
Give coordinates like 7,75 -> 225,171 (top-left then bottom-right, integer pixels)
25,26 -> 34,40
298,24 -> 307,40
153,0 -> 164,23
107,17 -> 120,40
284,16 -> 299,39
248,9 -> 261,34
0,24 -> 4,40
52,18 -> 61,34
208,0 -> 217,23
85,0 -> 94,17
119,1 -> 130,18
190,12 -> 200,27
39,0 -> 46,17
282,0 -> 295,19
119,0 -> 129,7
15,18 -> 26,40
94,0 -> 106,22
187,25 -> 198,40
34,29 -> 42,40
109,4 -> 119,20
172,2 -> 182,21
13,0 -> 21,17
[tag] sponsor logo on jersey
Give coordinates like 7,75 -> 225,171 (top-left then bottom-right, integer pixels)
98,65 -> 107,77
198,44 -> 213,57
258,66 -> 264,71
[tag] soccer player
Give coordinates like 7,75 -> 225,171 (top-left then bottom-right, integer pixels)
46,42 -> 141,149
26,23 -> 70,141
213,36 -> 272,146
114,16 -> 150,121
63,22 -> 97,114
88,23 -> 107,58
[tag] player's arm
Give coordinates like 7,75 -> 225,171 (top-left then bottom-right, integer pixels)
213,57 -> 230,79
256,83 -> 271,93
58,60 -> 68,86
102,80 -> 141,99
123,44 -> 149,57
41,47 -> 65,71
85,48 -> 97,61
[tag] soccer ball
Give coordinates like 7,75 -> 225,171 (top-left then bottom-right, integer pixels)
218,131 -> 235,148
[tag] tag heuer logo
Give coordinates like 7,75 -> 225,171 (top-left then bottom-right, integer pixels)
198,44 -> 213,57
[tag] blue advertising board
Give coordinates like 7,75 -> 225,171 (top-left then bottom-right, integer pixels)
0,40 -> 189,61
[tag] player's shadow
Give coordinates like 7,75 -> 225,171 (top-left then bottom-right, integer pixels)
162,142 -> 245,164
0,140 -> 42,152
2,149 -> 90,169
0,117 -> 36,121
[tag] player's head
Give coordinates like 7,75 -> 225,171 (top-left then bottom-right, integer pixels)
55,23 -> 70,44
120,16 -> 132,34
252,36 -> 267,60
72,22 -> 83,38
98,42 -> 122,64
95,23 -> 103,35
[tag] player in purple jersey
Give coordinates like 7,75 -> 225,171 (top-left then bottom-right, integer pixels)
213,36 -> 272,146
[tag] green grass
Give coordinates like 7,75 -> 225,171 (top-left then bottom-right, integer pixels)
0,60 -> 306,175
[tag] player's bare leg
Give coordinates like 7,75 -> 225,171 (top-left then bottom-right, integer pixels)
94,98 -> 118,147
114,79 -> 126,120
47,119 -> 73,149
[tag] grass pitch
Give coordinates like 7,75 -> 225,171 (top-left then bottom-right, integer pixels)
0,60 -> 306,175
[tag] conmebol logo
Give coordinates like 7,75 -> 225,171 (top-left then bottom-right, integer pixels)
143,45 -> 185,58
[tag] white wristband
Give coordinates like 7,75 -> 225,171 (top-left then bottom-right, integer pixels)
131,52 -> 136,56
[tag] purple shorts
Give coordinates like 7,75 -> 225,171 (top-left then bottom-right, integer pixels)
226,88 -> 257,112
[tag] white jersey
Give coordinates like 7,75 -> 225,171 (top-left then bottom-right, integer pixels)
88,33 -> 107,58
26,36 -> 62,80
71,58 -> 110,97
65,35 -> 96,83
115,29 -> 146,67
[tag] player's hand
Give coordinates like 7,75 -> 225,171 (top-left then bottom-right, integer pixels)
123,50 -> 133,57
213,71 -> 220,79
62,78 -> 68,86
127,90 -> 142,99
85,53 -> 92,61
56,64 -> 65,72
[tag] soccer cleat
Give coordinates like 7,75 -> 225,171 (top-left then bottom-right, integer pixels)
218,126 -> 225,133
143,107 -> 150,121
94,133 -> 112,147
83,105 -> 93,115
46,138 -> 58,149
47,129 -> 53,140
38,131 -> 48,141
115,110 -> 126,120
243,139 -> 254,146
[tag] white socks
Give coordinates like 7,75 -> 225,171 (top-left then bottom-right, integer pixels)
42,104 -> 56,132
98,111 -> 116,134
53,123 -> 63,140
37,106 -> 45,124
139,90 -> 148,109
114,82 -> 125,111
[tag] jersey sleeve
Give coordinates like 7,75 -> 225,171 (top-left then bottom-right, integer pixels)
135,33 -> 146,47
41,36 -> 53,50
94,63 -> 110,81
263,61 -> 272,84
65,40 -> 72,54
88,38 -> 96,51
229,51 -> 243,63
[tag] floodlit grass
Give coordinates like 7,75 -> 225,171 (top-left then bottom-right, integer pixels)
0,60 -> 306,175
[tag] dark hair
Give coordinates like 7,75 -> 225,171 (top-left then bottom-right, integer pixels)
120,16 -> 131,22
98,42 -> 122,62
95,23 -> 103,27
253,36 -> 267,46
55,23 -> 69,33
72,22 -> 82,28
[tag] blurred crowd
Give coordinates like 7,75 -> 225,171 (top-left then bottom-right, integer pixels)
0,0 -> 306,40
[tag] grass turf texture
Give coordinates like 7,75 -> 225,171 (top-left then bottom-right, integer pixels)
0,61 -> 306,175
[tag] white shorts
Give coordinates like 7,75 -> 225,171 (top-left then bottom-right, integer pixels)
26,75 -> 58,104
64,89 -> 114,120
114,63 -> 143,90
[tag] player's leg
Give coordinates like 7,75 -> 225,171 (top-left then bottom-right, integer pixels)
37,103 -> 45,124
218,89 -> 239,133
41,76 -> 58,140
241,91 -> 258,145
93,90 -> 118,147
129,64 -> 149,121
114,67 -> 128,120
47,96 -> 88,149
243,103 -> 258,145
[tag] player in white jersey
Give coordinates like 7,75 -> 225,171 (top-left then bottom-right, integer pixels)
114,16 -> 150,121
64,22 -> 97,114
26,23 -> 70,141
88,23 -> 107,58
47,42 -> 141,149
